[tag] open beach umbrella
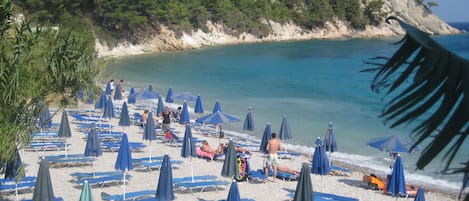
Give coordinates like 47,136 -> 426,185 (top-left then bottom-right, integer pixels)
179,101 -> 190,124
5,148 -> 24,201
156,96 -> 165,115
58,110 -> 72,158
221,140 -> 240,179
195,110 -> 240,138
102,97 -> 115,119
194,95 -> 204,114
312,137 -> 330,191
155,154 -> 175,201
127,89 -> 160,110
212,100 -> 222,113
324,122 -> 337,153
127,87 -> 136,104
33,158 -> 55,201
173,92 -> 197,102
114,84 -> 123,100
367,135 -> 419,154
143,112 -> 157,160
293,163 -> 313,201
414,188 -> 425,201
259,123 -> 272,154
387,156 -> 407,197
105,81 -> 112,95
181,124 -> 197,181
114,134 -> 133,200
79,180 -> 94,201
84,124 -> 102,176
165,87 -> 174,103
279,115 -> 292,141
119,102 -> 131,131
226,180 -> 241,201
95,92 -> 107,110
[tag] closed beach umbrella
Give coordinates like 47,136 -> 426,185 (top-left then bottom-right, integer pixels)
148,85 -> 153,92
156,96 -> 165,115
312,137 -> 330,192
85,91 -> 94,105
414,188 -> 425,201
226,180 -> 241,201
105,81 -> 112,95
102,97 -> 115,119
165,87 -> 173,103
114,134 -> 133,200
179,102 -> 190,124
33,158 -> 55,201
77,90 -> 84,100
5,148 -> 24,201
155,154 -> 174,201
212,100 -> 222,113
114,84 -> 122,100
367,135 -> 419,153
127,87 -> 136,104
38,107 -> 52,130
194,95 -> 204,114
79,180 -> 94,201
387,156 -> 407,196
119,102 -> 131,131
221,140 -> 239,179
181,124 -> 197,181
242,106 -> 254,131
84,124 -> 102,176
173,92 -> 197,102
95,92 -> 107,110
324,122 -> 337,153
293,163 -> 313,201
143,112 -> 157,160
259,123 -> 272,154
279,115 -> 292,141
58,110 -> 72,158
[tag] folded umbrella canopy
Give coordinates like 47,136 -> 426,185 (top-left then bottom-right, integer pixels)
5,148 -> 24,201
58,111 -> 72,158
293,163 -> 313,201
387,156 -> 407,197
221,140 -> 240,179
114,134 -> 133,200
324,122 -> 337,153
226,180 -> 241,201
179,102 -> 190,124
155,154 -> 175,201
194,95 -> 204,114
181,124 -> 197,182
279,115 -> 292,141
259,122 -> 272,154
165,87 -> 173,103
33,158 -> 55,201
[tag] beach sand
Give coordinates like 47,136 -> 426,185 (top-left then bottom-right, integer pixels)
2,102 -> 459,201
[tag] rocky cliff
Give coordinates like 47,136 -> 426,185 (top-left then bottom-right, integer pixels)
95,0 -> 461,58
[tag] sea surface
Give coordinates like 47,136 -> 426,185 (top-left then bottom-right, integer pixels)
108,23 -> 469,194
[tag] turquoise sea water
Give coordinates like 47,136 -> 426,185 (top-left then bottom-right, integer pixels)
109,28 -> 469,193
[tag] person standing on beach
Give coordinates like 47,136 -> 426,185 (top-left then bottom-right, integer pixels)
265,133 -> 283,181
142,109 -> 149,127
160,107 -> 172,132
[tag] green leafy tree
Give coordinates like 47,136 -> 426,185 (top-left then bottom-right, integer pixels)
0,0 -> 98,164
363,16 -> 469,200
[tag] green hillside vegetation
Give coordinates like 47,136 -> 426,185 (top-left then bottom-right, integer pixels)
14,0 -> 385,45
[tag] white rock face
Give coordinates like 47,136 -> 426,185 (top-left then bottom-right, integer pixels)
96,0 -> 462,58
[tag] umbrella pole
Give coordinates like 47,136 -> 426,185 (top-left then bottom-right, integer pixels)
149,141 -> 152,162
190,157 -> 194,182
15,183 -> 18,201
65,138 -> 68,159
123,172 -> 126,200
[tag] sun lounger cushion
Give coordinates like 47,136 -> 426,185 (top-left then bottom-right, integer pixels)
314,192 -> 359,201
101,190 -> 155,201
70,171 -> 122,179
172,175 -> 218,184
0,176 -> 36,184
75,174 -> 132,187
175,180 -> 230,192
0,181 -> 36,192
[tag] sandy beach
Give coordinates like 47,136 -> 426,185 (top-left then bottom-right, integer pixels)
2,101 -> 459,201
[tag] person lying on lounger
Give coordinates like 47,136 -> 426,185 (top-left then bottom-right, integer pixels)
277,165 -> 300,176
201,141 -> 224,154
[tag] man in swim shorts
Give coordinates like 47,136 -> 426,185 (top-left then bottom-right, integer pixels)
264,133 -> 283,181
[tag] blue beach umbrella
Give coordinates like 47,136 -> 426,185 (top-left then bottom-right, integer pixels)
414,188 -> 425,201
279,115 -> 292,141
221,140 -> 239,179
127,89 -> 160,110
79,180 -> 94,201
324,122 -> 337,153
77,90 -> 84,100
5,148 -> 24,201
105,81 -> 112,95
312,137 -> 330,192
194,95 -> 204,114
119,102 -> 131,131
148,85 -> 153,92
95,92 -> 107,110
143,112 -> 157,160
84,124 -> 103,158
259,123 -> 272,154
38,107 -> 52,129
85,91 -> 94,105
155,154 -> 175,201
114,84 -> 122,100
181,124 -> 197,181
114,134 -> 133,200
33,158 -> 55,201
387,156 -> 407,196
165,87 -> 174,103
179,102 -> 190,124
212,100 -> 222,113
293,163 -> 313,201
173,92 -> 197,102
127,87 -> 136,104
367,135 -> 419,154
58,110 -> 72,158
242,106 -> 254,131
195,110 -> 241,125
226,180 -> 241,201
102,97 -> 115,119
157,96 -> 165,115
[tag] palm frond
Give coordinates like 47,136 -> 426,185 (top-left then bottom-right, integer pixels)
364,16 -> 469,172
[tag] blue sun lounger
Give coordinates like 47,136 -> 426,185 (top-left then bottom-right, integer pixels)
138,160 -> 183,171
75,174 -> 132,188
41,154 -> 85,160
71,171 -> 122,179
22,197 -> 64,201
277,151 -> 301,159
172,175 -> 218,184
0,181 -> 36,193
250,169 -> 298,181
0,176 -> 36,184
102,142 -> 146,152
101,190 -> 155,201
174,180 -> 230,192
132,156 -> 165,163
27,141 -> 70,152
